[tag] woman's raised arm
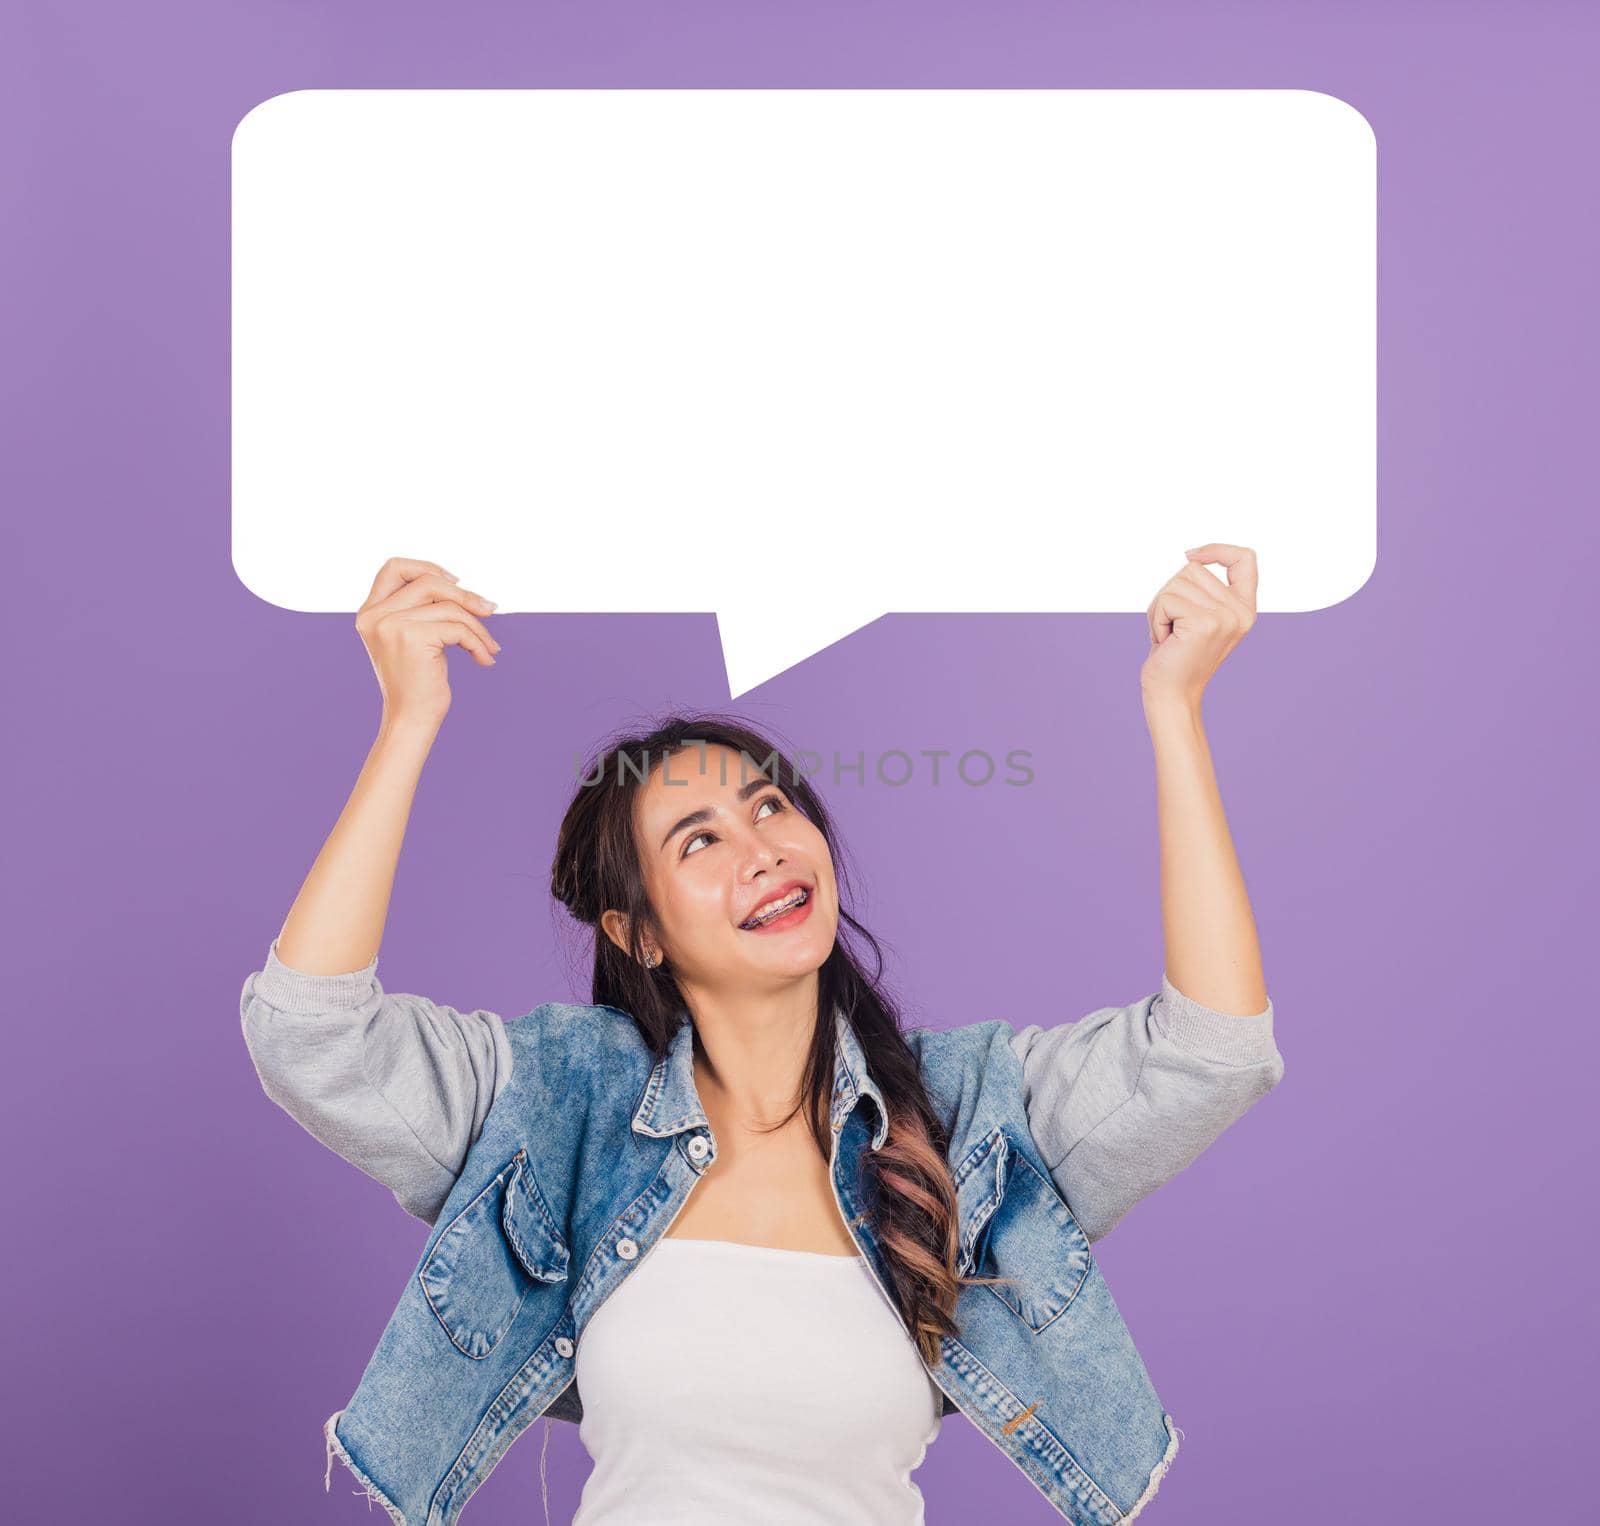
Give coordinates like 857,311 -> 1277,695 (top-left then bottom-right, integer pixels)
1012,545 -> 1285,1242
1140,543 -> 1269,1015
240,557 -> 508,1224
272,556 -> 499,976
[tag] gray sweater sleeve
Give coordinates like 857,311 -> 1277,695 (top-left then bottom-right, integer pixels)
239,938 -> 514,1225
1009,974 -> 1284,1244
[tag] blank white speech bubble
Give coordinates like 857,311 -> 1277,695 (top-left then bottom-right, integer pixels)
233,89 -> 1374,697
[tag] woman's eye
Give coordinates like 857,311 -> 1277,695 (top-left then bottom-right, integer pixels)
682,795 -> 785,858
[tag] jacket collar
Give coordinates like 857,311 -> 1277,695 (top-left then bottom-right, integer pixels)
631,1003 -> 889,1150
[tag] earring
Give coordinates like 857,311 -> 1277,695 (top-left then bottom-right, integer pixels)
643,951 -> 659,968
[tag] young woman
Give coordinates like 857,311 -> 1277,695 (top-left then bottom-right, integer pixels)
241,552 -> 1284,1525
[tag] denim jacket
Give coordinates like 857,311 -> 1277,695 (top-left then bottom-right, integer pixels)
241,941 -> 1284,1525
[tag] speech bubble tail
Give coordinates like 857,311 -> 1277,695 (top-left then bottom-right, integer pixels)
716,605 -> 885,698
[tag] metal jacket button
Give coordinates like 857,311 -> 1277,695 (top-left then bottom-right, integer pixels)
554,1337 -> 574,1359
616,1237 -> 638,1259
688,1136 -> 709,1160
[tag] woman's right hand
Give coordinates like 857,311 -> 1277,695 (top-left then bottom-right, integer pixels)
355,557 -> 501,729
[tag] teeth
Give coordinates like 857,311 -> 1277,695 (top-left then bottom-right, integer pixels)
746,888 -> 807,927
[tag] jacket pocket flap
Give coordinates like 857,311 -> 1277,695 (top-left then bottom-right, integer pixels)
501,1150 -> 570,1284
954,1125 -> 1010,1277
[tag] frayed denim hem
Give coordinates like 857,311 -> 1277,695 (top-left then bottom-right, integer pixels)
324,1408 -> 409,1525
1122,1413 -> 1182,1522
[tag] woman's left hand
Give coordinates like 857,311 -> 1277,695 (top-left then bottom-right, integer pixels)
1140,543 -> 1259,710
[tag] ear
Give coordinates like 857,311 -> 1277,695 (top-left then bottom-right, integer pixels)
599,908 -> 631,956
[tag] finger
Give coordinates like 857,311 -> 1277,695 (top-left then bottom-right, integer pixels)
362,558 -> 459,608
1152,580 -> 1229,645
1174,563 -> 1255,631
1148,585 -> 1200,643
425,617 -> 498,666
400,599 -> 502,654
1157,581 -> 1209,615
364,573 -> 497,623
1183,544 -> 1258,609
1175,561 -> 1232,604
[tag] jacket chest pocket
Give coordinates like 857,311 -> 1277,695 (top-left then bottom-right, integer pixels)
418,1148 -> 571,1360
954,1125 -> 1093,1334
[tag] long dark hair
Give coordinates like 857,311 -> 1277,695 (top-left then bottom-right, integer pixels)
550,710 -> 1008,1367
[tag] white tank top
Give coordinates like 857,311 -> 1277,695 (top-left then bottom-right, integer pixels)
568,1236 -> 945,1524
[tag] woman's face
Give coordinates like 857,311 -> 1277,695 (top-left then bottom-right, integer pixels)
614,743 -> 839,997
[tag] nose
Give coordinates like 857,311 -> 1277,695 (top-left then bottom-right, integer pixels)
741,838 -> 783,878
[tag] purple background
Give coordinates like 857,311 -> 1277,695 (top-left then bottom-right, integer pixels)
6,3 -> 1593,1522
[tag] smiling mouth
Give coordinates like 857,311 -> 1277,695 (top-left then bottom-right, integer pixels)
739,887 -> 810,930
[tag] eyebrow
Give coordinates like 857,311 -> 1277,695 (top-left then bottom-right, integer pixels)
660,775 -> 775,852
